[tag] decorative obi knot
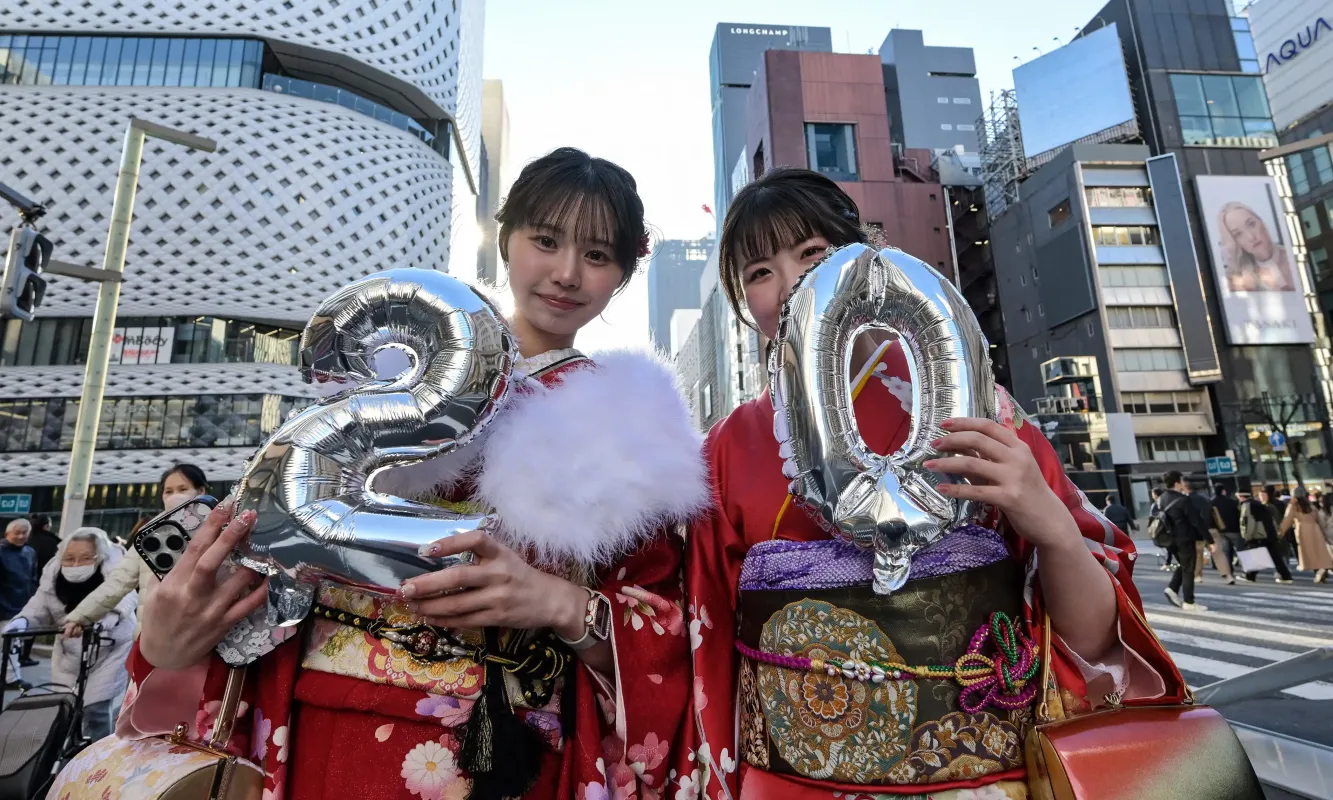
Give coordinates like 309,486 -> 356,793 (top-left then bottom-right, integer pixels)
738,611 -> 1038,715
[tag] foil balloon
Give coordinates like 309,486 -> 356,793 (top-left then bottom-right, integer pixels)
234,268 -> 517,625
769,243 -> 996,595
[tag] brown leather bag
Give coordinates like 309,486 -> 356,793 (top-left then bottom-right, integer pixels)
47,667 -> 263,800
1025,607 -> 1264,800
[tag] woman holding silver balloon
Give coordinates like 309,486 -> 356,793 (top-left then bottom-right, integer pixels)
683,170 -> 1188,800
110,149 -> 707,800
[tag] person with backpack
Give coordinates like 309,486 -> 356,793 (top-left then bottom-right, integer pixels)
1154,471 -> 1211,611
1239,491 -> 1294,583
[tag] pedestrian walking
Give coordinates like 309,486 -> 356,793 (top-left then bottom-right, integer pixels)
1150,487 -> 1175,570
1158,471 -> 1211,611
1103,493 -> 1136,536
1239,491 -> 1294,583
1280,489 -> 1333,583
1211,484 -> 1248,583
1190,483 -> 1230,584
20,513 -> 60,667
0,518 -> 38,687
0,527 -> 136,740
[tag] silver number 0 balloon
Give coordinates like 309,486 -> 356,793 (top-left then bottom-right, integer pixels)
770,243 -> 997,594
234,268 -> 516,624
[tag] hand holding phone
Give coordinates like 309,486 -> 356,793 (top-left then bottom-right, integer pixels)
136,499 -> 269,671
133,495 -> 218,579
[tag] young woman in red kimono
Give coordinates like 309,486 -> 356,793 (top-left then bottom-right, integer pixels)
681,169 -> 1188,800
80,149 -> 707,800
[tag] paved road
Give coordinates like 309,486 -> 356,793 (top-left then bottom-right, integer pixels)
1129,546 -> 1333,746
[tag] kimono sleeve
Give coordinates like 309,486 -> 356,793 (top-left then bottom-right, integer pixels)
1000,389 -> 1187,711
565,529 -> 692,800
679,425 -> 747,800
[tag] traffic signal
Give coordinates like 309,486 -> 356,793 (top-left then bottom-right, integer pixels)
1,227 -> 51,321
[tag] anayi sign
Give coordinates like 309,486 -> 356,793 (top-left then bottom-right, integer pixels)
1265,16 -> 1331,71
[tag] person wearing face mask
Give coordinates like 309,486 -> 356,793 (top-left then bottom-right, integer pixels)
61,464 -> 208,640
0,527 -> 136,739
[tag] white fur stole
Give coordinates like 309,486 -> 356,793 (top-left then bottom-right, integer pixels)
375,349 -> 709,566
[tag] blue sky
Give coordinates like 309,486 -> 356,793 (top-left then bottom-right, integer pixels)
481,0 -> 1113,349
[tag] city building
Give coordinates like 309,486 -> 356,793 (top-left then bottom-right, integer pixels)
879,29 -> 984,158
646,236 -> 711,353
1249,0 -> 1333,401
984,0 -> 1332,512
992,143 -> 1220,509
746,50 -> 955,277
709,23 -> 831,235
0,0 -> 485,536
479,79 -> 511,285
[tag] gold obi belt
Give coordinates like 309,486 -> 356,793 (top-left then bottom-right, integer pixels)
735,527 -> 1038,788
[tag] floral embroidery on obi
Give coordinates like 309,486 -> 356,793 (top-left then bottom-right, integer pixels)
756,600 -> 917,782
301,586 -> 487,698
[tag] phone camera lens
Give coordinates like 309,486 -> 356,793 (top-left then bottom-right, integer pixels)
165,535 -> 185,552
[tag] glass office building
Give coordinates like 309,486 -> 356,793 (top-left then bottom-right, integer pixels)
0,1 -> 485,536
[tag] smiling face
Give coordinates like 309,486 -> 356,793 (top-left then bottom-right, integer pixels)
739,236 -> 834,341
505,213 -> 625,353
1223,205 -> 1275,262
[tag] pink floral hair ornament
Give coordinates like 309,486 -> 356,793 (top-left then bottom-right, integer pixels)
637,233 -> 651,260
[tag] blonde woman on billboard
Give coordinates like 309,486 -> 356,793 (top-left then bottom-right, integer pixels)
1219,201 -> 1296,292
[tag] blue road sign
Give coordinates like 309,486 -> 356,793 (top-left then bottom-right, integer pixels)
0,494 -> 32,515
1206,456 -> 1236,476
1269,431 -> 1287,453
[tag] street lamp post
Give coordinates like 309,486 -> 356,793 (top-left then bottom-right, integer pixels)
58,118 -> 217,535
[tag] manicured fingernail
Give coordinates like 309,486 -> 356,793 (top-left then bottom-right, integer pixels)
924,460 -> 939,469
936,483 -> 953,492
406,602 -> 420,614
930,438 -> 944,447
418,543 -> 438,557
240,510 -> 257,524
941,419 -> 955,428
399,583 -> 417,599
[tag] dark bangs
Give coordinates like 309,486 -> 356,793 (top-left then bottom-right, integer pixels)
496,147 -> 645,286
719,168 -> 866,324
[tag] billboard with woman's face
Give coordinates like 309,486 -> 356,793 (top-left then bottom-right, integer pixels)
1196,175 -> 1315,345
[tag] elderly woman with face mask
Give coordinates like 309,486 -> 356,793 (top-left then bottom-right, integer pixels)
62,464 -> 209,640
1,527 -> 137,739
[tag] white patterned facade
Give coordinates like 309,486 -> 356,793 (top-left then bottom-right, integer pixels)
0,1 -> 484,526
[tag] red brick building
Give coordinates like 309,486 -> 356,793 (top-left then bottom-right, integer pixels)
746,50 -> 955,280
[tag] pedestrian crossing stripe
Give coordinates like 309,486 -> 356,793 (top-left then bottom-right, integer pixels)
1169,652 -> 1333,700
1208,589 -> 1333,605
1145,610 -> 1333,648
1152,629 -> 1315,664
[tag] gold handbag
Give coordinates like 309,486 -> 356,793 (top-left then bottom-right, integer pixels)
1025,608 -> 1264,800
48,667 -> 263,800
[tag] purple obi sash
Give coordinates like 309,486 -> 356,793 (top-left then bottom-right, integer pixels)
738,524 -> 1011,592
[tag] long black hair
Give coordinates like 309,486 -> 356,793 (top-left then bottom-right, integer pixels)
719,168 -> 869,325
495,147 -> 648,289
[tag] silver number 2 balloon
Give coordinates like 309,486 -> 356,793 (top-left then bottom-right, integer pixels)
770,243 -> 996,595
234,268 -> 517,625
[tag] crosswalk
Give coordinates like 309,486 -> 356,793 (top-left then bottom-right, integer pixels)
1131,567 -> 1333,702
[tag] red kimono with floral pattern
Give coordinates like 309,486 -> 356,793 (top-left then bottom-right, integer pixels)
679,342 -> 1188,800
112,351 -> 704,800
